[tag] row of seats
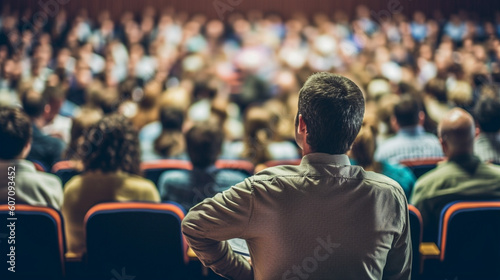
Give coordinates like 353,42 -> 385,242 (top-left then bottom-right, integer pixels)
409,201 -> 500,279
0,202 -> 188,280
46,157 -> 441,187
2,200 -> 499,280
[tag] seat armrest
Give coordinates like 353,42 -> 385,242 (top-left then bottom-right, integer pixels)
420,242 -> 440,258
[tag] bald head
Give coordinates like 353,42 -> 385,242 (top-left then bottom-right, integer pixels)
438,108 -> 475,157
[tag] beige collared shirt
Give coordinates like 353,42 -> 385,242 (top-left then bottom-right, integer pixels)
182,153 -> 411,280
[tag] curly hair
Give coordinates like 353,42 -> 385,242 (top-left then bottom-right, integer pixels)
80,114 -> 141,175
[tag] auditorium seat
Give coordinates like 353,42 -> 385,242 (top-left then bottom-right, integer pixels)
141,159 -> 254,186
52,160 -> 82,186
31,160 -> 47,172
84,202 -> 188,279
399,157 -> 444,178
408,205 -> 423,279
435,201 -> 500,279
0,205 -> 66,280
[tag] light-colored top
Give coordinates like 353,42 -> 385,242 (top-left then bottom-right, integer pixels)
375,126 -> 443,164
62,171 -> 160,258
474,132 -> 500,163
221,140 -> 300,161
182,153 -> 411,280
0,159 -> 63,209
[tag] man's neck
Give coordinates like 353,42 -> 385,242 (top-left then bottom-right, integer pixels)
33,117 -> 46,128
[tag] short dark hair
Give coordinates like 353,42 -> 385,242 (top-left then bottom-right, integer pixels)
21,90 -> 47,118
297,73 -> 365,154
393,95 -> 422,127
186,122 -> 224,169
0,107 -> 32,160
81,114 -> 141,175
474,96 -> 500,133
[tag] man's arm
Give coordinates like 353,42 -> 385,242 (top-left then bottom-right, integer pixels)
383,193 -> 412,279
182,178 -> 254,280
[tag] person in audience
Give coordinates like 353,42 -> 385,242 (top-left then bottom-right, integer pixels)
411,108 -> 500,242
349,118 -> 416,199
182,73 -> 411,279
63,107 -> 103,161
39,86 -> 73,144
159,122 -> 248,210
474,96 -> 500,164
375,94 -> 444,163
62,114 -> 160,258
21,89 -> 66,171
222,106 -> 299,165
139,105 -> 187,161
0,107 -> 63,209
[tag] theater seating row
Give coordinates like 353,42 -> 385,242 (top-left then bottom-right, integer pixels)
1,200 -> 499,280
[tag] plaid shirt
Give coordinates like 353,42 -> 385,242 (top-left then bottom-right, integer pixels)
474,132 -> 500,164
375,126 -> 444,164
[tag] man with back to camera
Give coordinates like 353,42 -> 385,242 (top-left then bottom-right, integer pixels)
411,108 -> 500,242
0,106 -> 63,209
182,72 -> 412,279
375,95 -> 443,164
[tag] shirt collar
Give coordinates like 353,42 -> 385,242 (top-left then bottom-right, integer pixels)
300,153 -> 351,166
397,125 -> 424,137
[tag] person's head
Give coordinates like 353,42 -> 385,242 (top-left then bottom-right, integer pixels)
295,72 -> 365,155
81,114 -> 141,175
392,94 -> 424,129
154,106 -> 185,157
474,96 -> 500,133
243,106 -> 277,164
349,119 -> 378,169
65,107 -> 103,160
438,108 -> 475,157
21,89 -> 46,120
0,107 -> 32,160
41,86 -> 66,123
186,122 -> 224,169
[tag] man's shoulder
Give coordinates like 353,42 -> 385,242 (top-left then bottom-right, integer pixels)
18,169 -> 62,190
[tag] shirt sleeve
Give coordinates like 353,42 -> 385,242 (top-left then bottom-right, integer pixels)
181,178 -> 254,280
382,192 -> 412,279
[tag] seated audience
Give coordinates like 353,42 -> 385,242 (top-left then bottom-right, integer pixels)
411,108 -> 500,242
159,122 -> 248,210
0,107 -> 63,209
375,95 -> 443,163
22,89 -> 66,171
62,114 -> 160,258
139,106 -> 187,161
474,96 -> 500,164
349,119 -> 416,199
222,106 -> 299,164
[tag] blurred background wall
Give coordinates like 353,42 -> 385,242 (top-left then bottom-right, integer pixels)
2,0 -> 500,20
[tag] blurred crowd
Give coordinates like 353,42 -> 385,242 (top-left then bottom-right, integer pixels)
1,5 -> 500,191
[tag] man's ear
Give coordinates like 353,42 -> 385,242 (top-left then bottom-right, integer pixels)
19,141 -> 32,159
390,116 -> 399,132
418,111 -> 425,126
297,114 -> 307,136
439,137 -> 448,155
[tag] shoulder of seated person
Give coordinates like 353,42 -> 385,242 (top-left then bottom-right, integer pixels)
30,170 -> 63,188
